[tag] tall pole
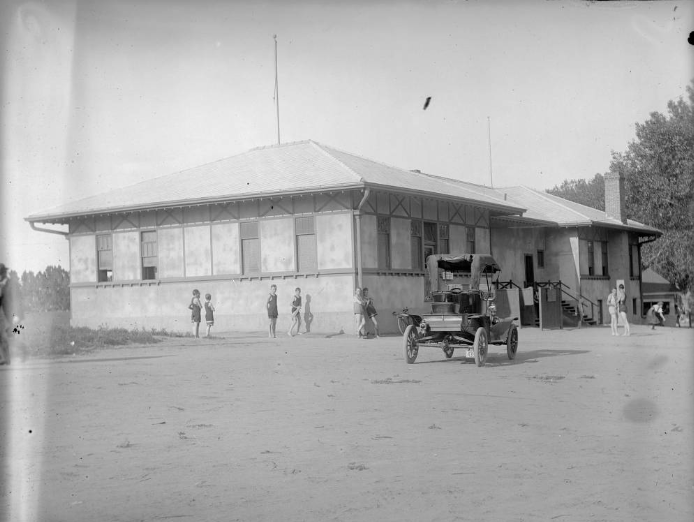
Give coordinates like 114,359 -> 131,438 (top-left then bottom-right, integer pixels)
274,35 -> 281,145
487,116 -> 493,188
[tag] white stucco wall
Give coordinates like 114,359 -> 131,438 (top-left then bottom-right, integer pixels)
158,227 -> 184,278
211,222 -> 240,275
184,225 -> 212,277
70,235 -> 96,283
316,213 -> 352,269
113,231 -> 140,281
260,218 -> 294,272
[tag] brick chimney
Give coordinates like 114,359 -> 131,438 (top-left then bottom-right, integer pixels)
604,171 -> 626,224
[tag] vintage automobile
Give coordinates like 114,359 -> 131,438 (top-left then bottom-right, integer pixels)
403,253 -> 519,366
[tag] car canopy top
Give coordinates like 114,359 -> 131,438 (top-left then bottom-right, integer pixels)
426,253 -> 501,293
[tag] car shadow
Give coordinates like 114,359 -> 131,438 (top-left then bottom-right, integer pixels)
414,348 -> 590,366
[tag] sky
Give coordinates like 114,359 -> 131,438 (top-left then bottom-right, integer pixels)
1,0 -> 692,274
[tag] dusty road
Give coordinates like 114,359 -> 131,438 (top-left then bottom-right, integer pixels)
1,325 -> 693,522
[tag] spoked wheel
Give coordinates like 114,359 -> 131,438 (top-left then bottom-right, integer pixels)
442,339 -> 455,359
397,315 -> 412,335
506,325 -> 518,360
473,327 -> 488,367
403,325 -> 419,364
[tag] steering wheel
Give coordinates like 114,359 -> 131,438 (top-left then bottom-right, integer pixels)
450,288 -> 462,295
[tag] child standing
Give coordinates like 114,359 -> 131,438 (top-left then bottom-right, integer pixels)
267,284 -> 278,338
354,287 -> 366,338
362,288 -> 380,338
204,293 -> 215,337
189,289 -> 203,338
288,287 -> 303,337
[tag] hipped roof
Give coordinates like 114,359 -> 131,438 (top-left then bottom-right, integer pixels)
492,186 -> 661,235
26,140 -> 523,223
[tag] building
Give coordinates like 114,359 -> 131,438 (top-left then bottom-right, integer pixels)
641,269 -> 681,326
26,140 -> 660,333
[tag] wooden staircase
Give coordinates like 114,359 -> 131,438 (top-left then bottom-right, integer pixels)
561,300 -> 597,326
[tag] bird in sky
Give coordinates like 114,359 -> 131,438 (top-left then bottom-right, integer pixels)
423,97 -> 431,110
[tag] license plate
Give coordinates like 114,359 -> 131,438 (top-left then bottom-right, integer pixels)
465,349 -> 474,358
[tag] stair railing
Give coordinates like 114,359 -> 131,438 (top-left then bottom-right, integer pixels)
555,281 -> 597,327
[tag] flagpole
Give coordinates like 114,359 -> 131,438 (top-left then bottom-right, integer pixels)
487,116 -> 493,188
274,34 -> 281,145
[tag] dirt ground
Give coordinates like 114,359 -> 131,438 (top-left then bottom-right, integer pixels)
1,324 -> 693,522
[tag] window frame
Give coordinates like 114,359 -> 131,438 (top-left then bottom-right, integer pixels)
410,220 -> 422,270
141,230 -> 158,280
377,216 -> 391,270
97,233 -> 113,282
295,216 -> 317,273
240,221 -> 261,275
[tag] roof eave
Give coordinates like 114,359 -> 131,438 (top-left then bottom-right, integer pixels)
25,182 -> 368,224
363,182 -> 526,215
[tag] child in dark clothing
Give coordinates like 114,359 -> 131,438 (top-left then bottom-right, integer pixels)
267,285 -> 278,338
288,287 -> 303,337
204,293 -> 215,337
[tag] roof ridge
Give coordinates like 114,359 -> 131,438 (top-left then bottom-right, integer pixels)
316,145 -> 512,205
416,171 -> 512,205
309,141 -> 366,183
316,143 -> 418,176
515,185 -> 594,222
248,139 -> 312,152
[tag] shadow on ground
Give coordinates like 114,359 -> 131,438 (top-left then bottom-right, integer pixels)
414,348 -> 590,366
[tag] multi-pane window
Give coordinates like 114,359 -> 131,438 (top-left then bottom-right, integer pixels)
587,241 -> 595,276
377,216 -> 391,269
141,231 -> 158,280
97,234 -> 113,282
296,216 -> 317,272
466,226 -> 475,253
537,250 -> 545,269
438,224 -> 449,254
601,241 -> 609,276
423,222 -> 437,265
411,220 -> 422,270
240,221 -> 260,274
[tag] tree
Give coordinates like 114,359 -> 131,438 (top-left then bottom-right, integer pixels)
18,266 -> 71,312
546,82 -> 694,290
547,173 -> 605,211
611,81 -> 694,290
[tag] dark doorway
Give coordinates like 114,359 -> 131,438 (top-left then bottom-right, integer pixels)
524,254 -> 535,287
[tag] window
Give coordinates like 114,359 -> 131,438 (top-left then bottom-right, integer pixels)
377,217 -> 391,269
439,224 -> 449,254
587,241 -> 594,276
632,298 -> 638,315
97,234 -> 113,282
466,226 -> 475,253
601,241 -> 608,276
240,221 -> 260,274
423,222 -> 437,266
537,250 -> 545,269
411,220 -> 422,270
141,231 -> 158,280
295,216 -> 317,272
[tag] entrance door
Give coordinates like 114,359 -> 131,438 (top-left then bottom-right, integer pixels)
524,254 -> 535,287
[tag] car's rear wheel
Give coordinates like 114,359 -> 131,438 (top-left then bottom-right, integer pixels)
506,325 -> 518,360
403,325 -> 419,364
473,327 -> 488,367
